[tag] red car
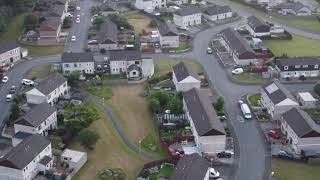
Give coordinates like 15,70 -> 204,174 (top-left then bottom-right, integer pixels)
268,130 -> 281,139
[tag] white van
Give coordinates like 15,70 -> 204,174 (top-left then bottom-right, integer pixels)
240,103 -> 252,119
6,94 -> 12,102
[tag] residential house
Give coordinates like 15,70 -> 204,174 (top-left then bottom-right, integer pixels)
183,88 -> 226,155
158,22 -> 180,48
274,2 -> 312,16
14,103 -> 57,136
61,149 -> 87,176
135,0 -> 167,13
172,62 -> 201,92
261,80 -> 299,119
173,7 -> 202,28
107,50 -> 154,79
275,57 -> 320,78
247,16 -> 271,37
0,42 -> 21,66
61,52 -> 95,75
244,0 -> 285,7
219,28 -> 257,65
88,20 -> 121,51
100,3 -> 118,16
203,5 -> 233,22
26,73 -> 68,105
39,17 -> 62,43
169,153 -> 215,180
0,134 -> 52,180
280,108 -> 320,154
296,92 -> 318,108
45,4 -> 66,23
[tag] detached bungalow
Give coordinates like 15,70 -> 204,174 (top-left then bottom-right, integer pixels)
183,88 -> 226,155
247,16 -> 270,37
280,108 -> 320,154
135,0 -> 167,13
261,80 -> 299,119
14,103 -> 57,136
203,5 -> 233,22
172,62 -> 201,92
61,52 -> 95,75
220,28 -> 257,65
173,7 -> 202,28
26,73 -> 68,105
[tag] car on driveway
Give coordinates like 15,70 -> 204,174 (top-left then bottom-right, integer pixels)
6,94 -> 13,102
277,150 -> 294,160
232,68 -> 244,75
71,36 -> 76,41
217,151 -> 233,158
209,167 -> 220,178
268,130 -> 281,139
9,86 -> 16,94
21,79 -> 34,86
76,17 -> 80,23
2,76 -> 8,83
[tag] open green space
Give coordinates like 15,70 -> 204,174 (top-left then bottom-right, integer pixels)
154,59 -> 202,76
83,85 -> 113,100
272,158 -> 320,180
159,15 -> 173,22
230,72 -> 267,84
264,34 -> 320,57
140,132 -> 167,157
170,42 -> 191,52
248,94 -> 261,107
22,44 -> 64,57
25,64 -> 53,80
304,108 -> 320,121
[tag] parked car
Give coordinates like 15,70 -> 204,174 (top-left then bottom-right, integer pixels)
6,94 -> 12,102
207,47 -> 213,54
209,167 -> 220,179
70,99 -> 82,105
268,130 -> 281,139
77,14 -> 81,18
76,6 -> 81,11
239,102 -> 252,119
2,76 -> 8,83
217,151 -> 233,158
21,79 -> 34,86
76,17 -> 80,23
66,12 -> 73,17
277,150 -> 294,160
71,36 -> 76,41
232,68 -> 244,75
9,86 -> 16,94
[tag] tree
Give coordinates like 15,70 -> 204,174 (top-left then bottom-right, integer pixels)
93,16 -> 105,28
9,103 -> 21,124
168,97 -> 183,114
214,96 -> 224,111
66,70 -> 80,85
78,129 -> 100,149
148,98 -> 161,113
148,19 -> 157,28
24,13 -> 39,30
314,84 -> 320,96
63,17 -> 72,29
109,14 -> 133,30
149,91 -> 170,107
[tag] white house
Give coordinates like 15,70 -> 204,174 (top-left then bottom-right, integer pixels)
280,108 -> 320,154
0,134 -> 52,180
220,28 -> 258,65
172,62 -> 200,92
61,52 -> 95,75
26,73 -> 68,105
274,2 -> 312,16
297,92 -> 318,108
203,5 -> 233,22
173,7 -> 202,28
0,42 -> 21,66
61,149 -> 87,176
158,22 -> 180,48
135,0 -> 167,13
169,153 -> 216,180
261,80 -> 299,120
14,103 -> 57,136
247,16 -> 271,37
183,88 -> 226,155
275,57 -> 320,78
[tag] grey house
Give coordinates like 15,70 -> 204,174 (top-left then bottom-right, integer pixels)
274,2 -> 312,16
61,52 -> 95,75
247,16 -> 270,37
172,62 -> 201,92
203,5 -> 233,22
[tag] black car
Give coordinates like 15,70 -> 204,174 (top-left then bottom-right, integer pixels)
217,151 -> 232,158
9,86 -> 16,94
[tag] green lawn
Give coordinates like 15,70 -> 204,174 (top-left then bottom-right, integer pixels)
140,132 -> 167,157
230,72 -> 267,84
248,94 -> 261,107
160,15 -> 173,22
149,164 -> 175,180
272,158 -> 320,180
0,13 -> 27,43
25,64 -> 54,80
154,59 -> 202,76
22,44 -> 64,57
264,34 -> 320,57
83,85 -> 113,100
170,42 -> 191,52
304,108 -> 320,121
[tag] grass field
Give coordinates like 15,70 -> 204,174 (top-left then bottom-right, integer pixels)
83,85 -> 113,100
71,109 -> 148,180
154,59 -> 202,76
126,13 -> 155,34
230,72 -> 267,84
25,64 -> 53,80
264,34 -> 320,57
272,158 -> 320,180
107,84 -> 167,157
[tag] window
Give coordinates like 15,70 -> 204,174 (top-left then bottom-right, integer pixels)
74,63 -> 77,67
303,65 -> 308,68
64,64 -> 70,67
135,61 -> 140,65
284,66 -> 288,70
295,65 -> 301,68
315,64 -> 319,69
133,72 -> 136,75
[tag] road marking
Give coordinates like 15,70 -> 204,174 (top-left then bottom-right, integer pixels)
237,115 -> 245,123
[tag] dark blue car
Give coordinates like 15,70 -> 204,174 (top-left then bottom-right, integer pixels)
277,150 -> 294,160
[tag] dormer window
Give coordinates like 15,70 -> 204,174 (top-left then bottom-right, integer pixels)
284,66 -> 288,70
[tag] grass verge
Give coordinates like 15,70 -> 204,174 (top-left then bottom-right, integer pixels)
25,64 -> 54,80
230,72 -> 267,84
154,59 -> 202,76
303,108 -> 320,121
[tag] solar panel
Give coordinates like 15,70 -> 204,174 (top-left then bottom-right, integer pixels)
265,83 -> 279,94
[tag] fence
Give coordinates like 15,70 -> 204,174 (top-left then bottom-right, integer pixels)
155,113 -> 187,123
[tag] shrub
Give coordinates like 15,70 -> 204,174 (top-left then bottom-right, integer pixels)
78,129 -> 100,150
100,48 -> 106,54
148,19 -> 157,28
214,96 -> 224,112
63,17 -> 72,29
109,14 -> 133,30
24,13 -> 39,30
314,84 -> 320,96
148,98 -> 161,113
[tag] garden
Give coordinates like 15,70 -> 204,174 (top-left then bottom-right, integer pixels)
248,94 -> 261,107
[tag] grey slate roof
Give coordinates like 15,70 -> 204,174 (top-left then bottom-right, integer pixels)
108,50 -> 141,61
282,108 -> 320,138
169,153 -> 209,180
220,28 -> 255,59
96,20 -> 118,44
35,73 -> 67,95
47,4 -> 65,17
13,132 -> 32,140
175,7 -> 201,16
0,134 -> 50,169
274,2 -> 306,12
275,57 -> 320,71
0,42 -> 20,54
247,16 -> 270,32
15,103 -> 56,128
61,52 -> 94,63
262,80 -> 296,105
173,62 -> 200,82
183,88 -> 225,136
39,155 -> 52,165
40,17 -> 61,31
127,64 -> 141,72
204,5 -> 232,16
158,22 -> 178,36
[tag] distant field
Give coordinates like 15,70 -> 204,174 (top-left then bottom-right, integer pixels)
264,34 -> 320,57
